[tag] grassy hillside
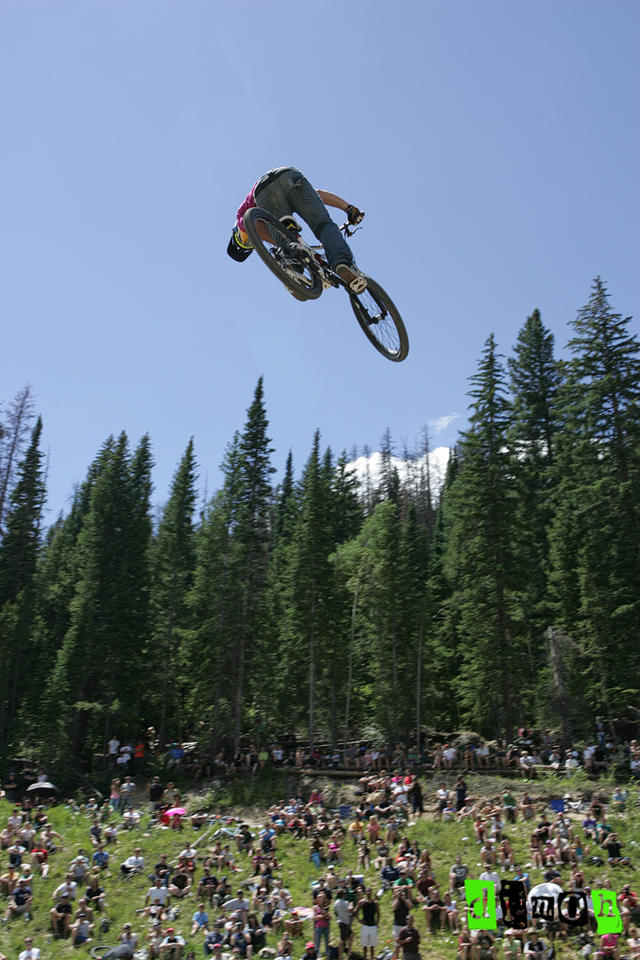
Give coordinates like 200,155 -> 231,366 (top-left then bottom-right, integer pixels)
1,770 -> 639,960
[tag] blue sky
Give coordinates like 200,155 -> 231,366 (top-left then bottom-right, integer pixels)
2,0 -> 638,520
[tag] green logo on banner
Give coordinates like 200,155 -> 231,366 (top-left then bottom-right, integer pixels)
592,890 -> 622,934
465,879 -> 497,930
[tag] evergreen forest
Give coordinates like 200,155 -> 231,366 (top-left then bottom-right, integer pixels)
1,278 -> 639,779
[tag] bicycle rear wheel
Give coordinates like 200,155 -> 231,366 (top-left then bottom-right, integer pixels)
348,277 -> 409,361
243,207 -> 322,300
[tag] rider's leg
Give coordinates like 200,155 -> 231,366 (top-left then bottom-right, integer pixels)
255,170 -> 354,269
286,173 -> 354,268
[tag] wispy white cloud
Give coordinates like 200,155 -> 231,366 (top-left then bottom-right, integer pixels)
428,412 -> 460,436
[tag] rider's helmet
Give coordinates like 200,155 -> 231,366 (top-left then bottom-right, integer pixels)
227,225 -> 253,262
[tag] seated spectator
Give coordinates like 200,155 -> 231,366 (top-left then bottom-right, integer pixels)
423,885 -> 446,933
18,937 -> 40,960
449,856 -> 468,893
168,867 -> 192,899
120,847 -> 144,876
70,911 -> 94,947
595,931 -> 619,959
519,793 -> 535,820
601,833 -> 630,865
92,843 -> 110,873
30,845 -> 49,877
480,841 -> 496,867
85,874 -> 106,912
95,923 -> 139,959
523,930 -> 546,956
498,839 -> 514,870
502,790 -> 517,823
443,744 -> 458,770
197,867 -> 218,903
5,878 -> 33,922
191,902 -> 210,936
204,922 -> 225,956
70,850 -> 90,883
50,892 -> 73,938
471,929 -> 497,959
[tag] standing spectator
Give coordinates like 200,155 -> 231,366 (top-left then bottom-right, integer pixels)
149,777 -> 164,814
107,737 -> 120,767
2,773 -> 19,803
313,891 -> 331,957
356,888 -> 379,960
396,914 -> 421,960
333,888 -> 352,958
502,790 -> 517,823
120,776 -> 136,812
109,780 -> 121,812
134,740 -> 146,774
392,887 -> 413,941
407,777 -> 423,816
117,744 -> 132,771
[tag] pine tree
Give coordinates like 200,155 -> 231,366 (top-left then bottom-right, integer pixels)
0,385 -> 36,538
148,439 -> 197,745
444,335 -> 524,738
507,310 -> 563,708
44,433 -> 154,768
549,279 -> 640,719
0,416 -> 46,748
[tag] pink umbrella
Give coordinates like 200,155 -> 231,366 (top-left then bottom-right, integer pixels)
166,807 -> 186,816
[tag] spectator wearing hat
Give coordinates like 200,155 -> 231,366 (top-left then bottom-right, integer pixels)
159,928 -> 185,960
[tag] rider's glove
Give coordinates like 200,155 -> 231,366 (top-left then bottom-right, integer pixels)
345,204 -> 365,225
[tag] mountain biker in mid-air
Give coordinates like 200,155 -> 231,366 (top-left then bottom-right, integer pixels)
227,166 -> 367,294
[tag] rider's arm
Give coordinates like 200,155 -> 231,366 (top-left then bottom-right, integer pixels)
316,190 -> 349,211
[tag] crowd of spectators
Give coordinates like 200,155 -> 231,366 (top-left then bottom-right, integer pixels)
125,727 -> 640,783
2,761 -> 640,960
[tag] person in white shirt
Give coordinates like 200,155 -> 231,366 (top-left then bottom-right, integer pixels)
121,848 -> 144,876
179,845 -> 198,861
53,877 -> 78,901
18,937 -> 40,960
479,868 -> 501,894
146,883 -> 170,907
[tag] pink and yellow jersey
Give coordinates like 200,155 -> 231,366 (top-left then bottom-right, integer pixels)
235,183 -> 259,244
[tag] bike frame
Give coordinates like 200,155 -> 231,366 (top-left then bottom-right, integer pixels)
283,222 -> 361,292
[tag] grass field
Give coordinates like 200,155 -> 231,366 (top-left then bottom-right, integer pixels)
1,769 -> 639,960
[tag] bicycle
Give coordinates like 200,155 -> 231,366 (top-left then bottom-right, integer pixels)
243,208 -> 409,363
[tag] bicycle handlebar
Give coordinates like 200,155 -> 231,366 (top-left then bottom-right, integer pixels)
340,222 -> 362,238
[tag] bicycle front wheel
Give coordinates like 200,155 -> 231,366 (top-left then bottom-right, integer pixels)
348,277 -> 409,361
243,207 -> 322,300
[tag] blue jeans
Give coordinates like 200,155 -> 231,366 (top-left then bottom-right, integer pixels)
314,927 -> 329,956
254,168 -> 354,269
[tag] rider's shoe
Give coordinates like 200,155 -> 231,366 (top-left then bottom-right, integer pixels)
335,262 -> 367,295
